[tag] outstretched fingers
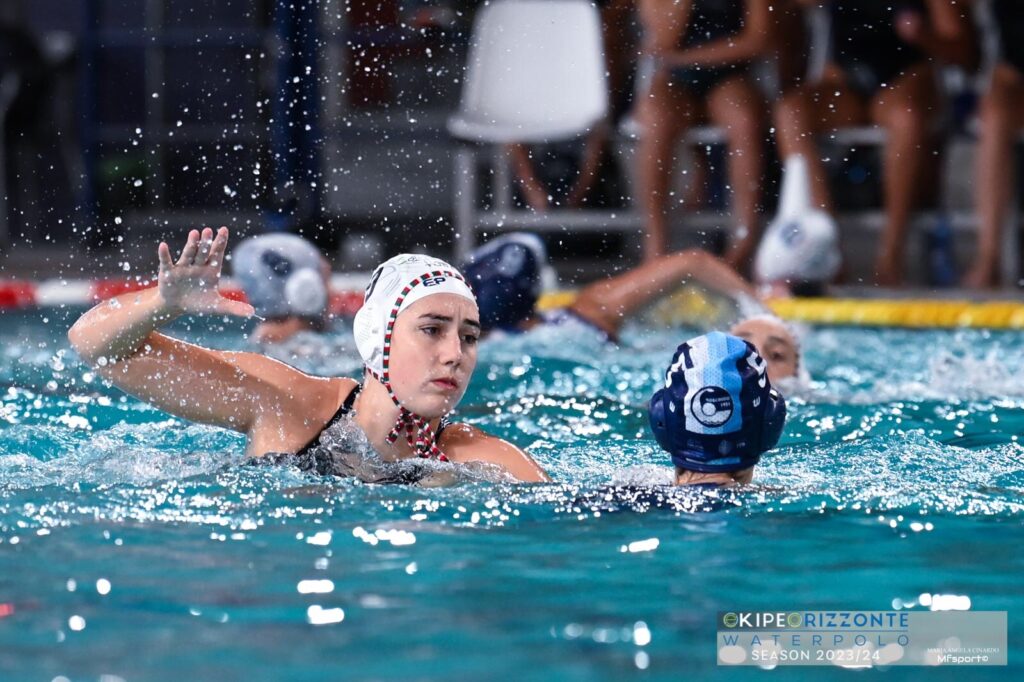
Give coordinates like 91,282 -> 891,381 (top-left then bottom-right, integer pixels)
208,227 -> 230,270
196,227 -> 215,264
158,242 -> 174,270
177,230 -> 201,266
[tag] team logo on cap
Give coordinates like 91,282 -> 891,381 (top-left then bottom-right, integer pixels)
690,386 -> 734,428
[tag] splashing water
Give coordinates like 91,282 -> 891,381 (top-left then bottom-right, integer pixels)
0,308 -> 1022,680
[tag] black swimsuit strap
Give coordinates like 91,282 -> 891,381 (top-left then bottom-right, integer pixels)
436,415 -> 451,442
294,383 -> 362,458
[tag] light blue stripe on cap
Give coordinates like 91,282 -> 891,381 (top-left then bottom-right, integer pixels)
695,331 -> 744,435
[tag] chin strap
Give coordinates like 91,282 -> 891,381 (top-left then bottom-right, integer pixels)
372,370 -> 447,461
386,405 -> 446,460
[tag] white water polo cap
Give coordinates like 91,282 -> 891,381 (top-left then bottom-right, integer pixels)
754,209 -> 841,284
354,254 -> 477,376
232,233 -> 328,318
353,254 -> 476,460
754,155 -> 841,285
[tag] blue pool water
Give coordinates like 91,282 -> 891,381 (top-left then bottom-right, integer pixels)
1,307 -> 1022,680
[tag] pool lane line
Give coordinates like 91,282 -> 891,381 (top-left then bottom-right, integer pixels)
2,279 -> 1023,329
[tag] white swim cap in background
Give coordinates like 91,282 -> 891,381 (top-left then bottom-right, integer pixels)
232,233 -> 328,318
353,253 -> 477,376
754,209 -> 841,284
755,155 -> 841,285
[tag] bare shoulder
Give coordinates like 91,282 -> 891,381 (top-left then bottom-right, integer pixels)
248,375 -> 359,454
226,351 -> 356,408
441,423 -> 551,482
440,423 -> 516,454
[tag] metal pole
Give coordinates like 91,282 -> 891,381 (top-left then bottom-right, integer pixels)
454,146 -> 477,263
0,75 -> 19,249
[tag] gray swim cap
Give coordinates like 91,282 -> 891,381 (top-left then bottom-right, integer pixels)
232,233 -> 328,319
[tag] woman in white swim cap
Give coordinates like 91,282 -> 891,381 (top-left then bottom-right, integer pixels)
68,228 -> 551,483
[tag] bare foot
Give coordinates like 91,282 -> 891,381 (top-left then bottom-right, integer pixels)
874,257 -> 905,287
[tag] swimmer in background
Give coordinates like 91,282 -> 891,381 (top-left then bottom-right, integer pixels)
231,233 -> 332,344
463,233 -> 756,343
463,233 -> 819,389
648,331 -> 786,486
67,227 -> 551,484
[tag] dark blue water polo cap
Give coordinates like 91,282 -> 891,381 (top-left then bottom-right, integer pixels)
648,331 -> 787,473
461,233 -> 546,332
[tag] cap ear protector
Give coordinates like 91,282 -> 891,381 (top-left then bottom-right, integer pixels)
648,332 -> 786,473
352,298 -> 384,374
284,267 -> 328,318
259,250 -> 329,318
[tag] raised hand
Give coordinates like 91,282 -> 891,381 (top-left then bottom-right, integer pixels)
157,227 -> 254,317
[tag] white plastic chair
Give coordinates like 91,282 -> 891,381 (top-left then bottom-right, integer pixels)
449,0 -> 612,261
449,0 -> 607,144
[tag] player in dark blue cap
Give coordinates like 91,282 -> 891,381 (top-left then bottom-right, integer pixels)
649,331 -> 786,487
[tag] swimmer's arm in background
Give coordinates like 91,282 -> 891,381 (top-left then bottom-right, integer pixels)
657,0 -> 772,69
441,424 -> 551,483
569,249 -> 757,337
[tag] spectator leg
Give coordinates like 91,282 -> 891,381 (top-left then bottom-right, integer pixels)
635,70 -> 697,262
871,66 -> 938,287
773,87 -> 833,212
773,76 -> 865,213
566,122 -> 611,207
454,146 -> 478,264
506,143 -> 549,211
965,63 -> 1024,289
705,75 -> 765,273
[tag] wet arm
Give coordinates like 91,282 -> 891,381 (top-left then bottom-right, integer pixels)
68,288 -> 330,434
68,286 -> 182,365
445,426 -> 552,483
570,250 -> 757,336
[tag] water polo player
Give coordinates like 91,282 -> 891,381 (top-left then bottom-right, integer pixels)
463,233 -> 809,388
649,331 -> 787,486
462,233 -> 756,343
232,233 -> 332,344
68,227 -> 550,483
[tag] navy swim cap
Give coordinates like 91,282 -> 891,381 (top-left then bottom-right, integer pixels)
649,331 -> 786,473
462,233 -> 545,332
